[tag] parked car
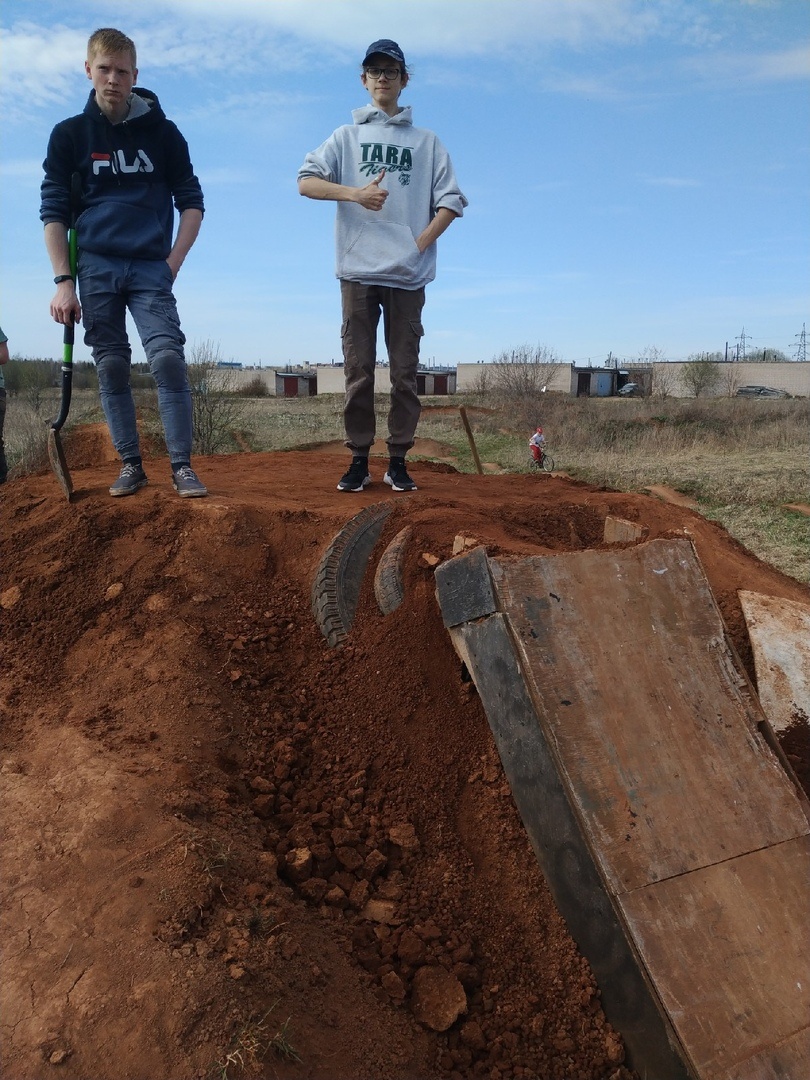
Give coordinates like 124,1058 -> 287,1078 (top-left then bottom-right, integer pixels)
617,382 -> 641,397
734,385 -> 791,399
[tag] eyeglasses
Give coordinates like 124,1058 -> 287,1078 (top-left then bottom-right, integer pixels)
364,66 -> 402,81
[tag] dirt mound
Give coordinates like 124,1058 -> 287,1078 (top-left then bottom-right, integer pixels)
2,443 -> 809,1080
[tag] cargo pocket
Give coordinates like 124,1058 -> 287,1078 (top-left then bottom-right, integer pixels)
149,292 -> 185,347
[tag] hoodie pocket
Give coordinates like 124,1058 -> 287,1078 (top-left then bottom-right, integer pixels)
341,221 -> 422,282
77,203 -> 166,259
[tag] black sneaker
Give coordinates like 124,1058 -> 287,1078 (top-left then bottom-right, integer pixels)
384,457 -> 417,492
109,463 -> 148,497
172,465 -> 208,498
337,457 -> 371,492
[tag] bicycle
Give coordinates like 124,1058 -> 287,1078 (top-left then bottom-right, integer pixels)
528,448 -> 555,472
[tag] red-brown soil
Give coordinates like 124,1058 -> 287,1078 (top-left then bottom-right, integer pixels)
2,426 -> 809,1080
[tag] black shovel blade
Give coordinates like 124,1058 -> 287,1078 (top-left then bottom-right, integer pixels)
48,427 -> 74,501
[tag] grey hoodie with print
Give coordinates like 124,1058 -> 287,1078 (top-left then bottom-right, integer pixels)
298,105 -> 467,290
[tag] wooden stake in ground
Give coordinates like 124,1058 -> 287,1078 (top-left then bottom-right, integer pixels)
459,406 -> 483,475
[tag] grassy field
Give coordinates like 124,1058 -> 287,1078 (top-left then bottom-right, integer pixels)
5,388 -> 808,582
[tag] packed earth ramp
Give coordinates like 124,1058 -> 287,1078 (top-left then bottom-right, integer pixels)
2,438 -> 810,1080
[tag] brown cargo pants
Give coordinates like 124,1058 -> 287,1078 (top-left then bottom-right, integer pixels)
340,280 -> 425,457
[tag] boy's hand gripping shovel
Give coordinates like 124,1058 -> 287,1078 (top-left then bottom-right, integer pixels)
48,173 -> 81,501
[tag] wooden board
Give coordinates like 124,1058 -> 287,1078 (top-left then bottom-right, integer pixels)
622,837 -> 810,1079
603,514 -> 648,543
435,539 -> 810,1080
739,590 -> 810,734
490,541 -> 808,895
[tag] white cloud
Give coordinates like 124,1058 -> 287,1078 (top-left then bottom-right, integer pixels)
751,44 -> 810,81
682,43 -> 810,88
158,0 -> 657,55
639,174 -> 701,188
0,158 -> 45,180
0,22 -> 87,119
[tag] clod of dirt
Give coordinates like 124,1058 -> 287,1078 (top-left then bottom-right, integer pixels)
411,965 -> 468,1031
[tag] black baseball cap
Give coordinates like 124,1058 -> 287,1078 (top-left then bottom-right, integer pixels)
363,39 -> 406,67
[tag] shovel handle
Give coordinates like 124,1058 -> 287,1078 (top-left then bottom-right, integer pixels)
51,176 -> 81,433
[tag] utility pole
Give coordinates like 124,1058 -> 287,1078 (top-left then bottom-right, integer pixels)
735,327 -> 750,361
794,323 -> 807,362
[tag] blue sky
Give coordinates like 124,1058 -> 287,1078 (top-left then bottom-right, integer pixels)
2,0 -> 808,367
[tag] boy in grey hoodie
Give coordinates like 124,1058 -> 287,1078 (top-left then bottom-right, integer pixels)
298,39 -> 467,492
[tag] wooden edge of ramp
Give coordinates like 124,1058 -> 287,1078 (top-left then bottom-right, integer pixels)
435,540 -> 810,1080
435,546 -> 691,1080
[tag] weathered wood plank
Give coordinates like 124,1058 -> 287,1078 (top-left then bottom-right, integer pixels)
435,539 -> 810,1080
739,590 -> 810,735
447,614 -> 692,1080
489,540 -> 808,895
603,515 -> 648,544
715,1027 -> 810,1080
621,838 -> 810,1079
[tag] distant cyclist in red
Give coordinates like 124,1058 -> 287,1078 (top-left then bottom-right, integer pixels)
529,427 -> 545,464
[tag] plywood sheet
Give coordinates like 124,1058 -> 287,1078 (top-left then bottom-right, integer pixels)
435,539 -> 810,1080
739,590 -> 810,735
446,612 -> 691,1080
603,514 -> 648,543
621,837 -> 810,1078
489,540 -> 808,895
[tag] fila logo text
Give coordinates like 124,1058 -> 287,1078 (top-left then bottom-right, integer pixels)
92,149 -> 155,176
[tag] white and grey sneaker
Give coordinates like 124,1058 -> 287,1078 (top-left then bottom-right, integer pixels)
109,463 -> 148,497
172,465 -> 208,498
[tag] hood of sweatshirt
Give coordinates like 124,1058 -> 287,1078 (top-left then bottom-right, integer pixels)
82,85 -> 166,128
351,105 -> 413,127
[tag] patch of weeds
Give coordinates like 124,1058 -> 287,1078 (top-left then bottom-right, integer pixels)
186,834 -> 234,879
244,906 -> 270,938
211,1004 -> 300,1078
268,1016 -> 300,1062
201,838 -> 233,878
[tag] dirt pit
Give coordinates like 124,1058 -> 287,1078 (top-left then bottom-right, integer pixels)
2,429 -> 809,1080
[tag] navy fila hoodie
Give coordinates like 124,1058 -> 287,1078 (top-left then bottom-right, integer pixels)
40,88 -> 204,261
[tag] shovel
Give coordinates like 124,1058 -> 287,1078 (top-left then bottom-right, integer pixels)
48,174 -> 81,501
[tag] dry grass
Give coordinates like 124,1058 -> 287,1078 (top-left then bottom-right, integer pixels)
441,395 -> 809,582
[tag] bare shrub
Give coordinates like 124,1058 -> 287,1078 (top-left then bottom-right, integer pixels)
718,364 -> 741,398
466,364 -> 492,401
187,340 -> 246,455
652,364 -> 678,399
487,344 -> 560,403
680,356 -> 722,398
237,376 -> 270,398
17,362 -> 55,415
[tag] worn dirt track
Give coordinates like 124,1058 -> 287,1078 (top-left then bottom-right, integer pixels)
2,426 -> 809,1080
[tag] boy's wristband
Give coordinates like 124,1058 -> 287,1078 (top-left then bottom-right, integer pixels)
54,274 -> 74,284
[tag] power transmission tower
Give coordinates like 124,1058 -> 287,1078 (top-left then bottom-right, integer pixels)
794,323 -> 807,362
735,327 -> 751,361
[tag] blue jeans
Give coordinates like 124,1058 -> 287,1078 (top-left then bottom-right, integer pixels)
78,252 -> 192,463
